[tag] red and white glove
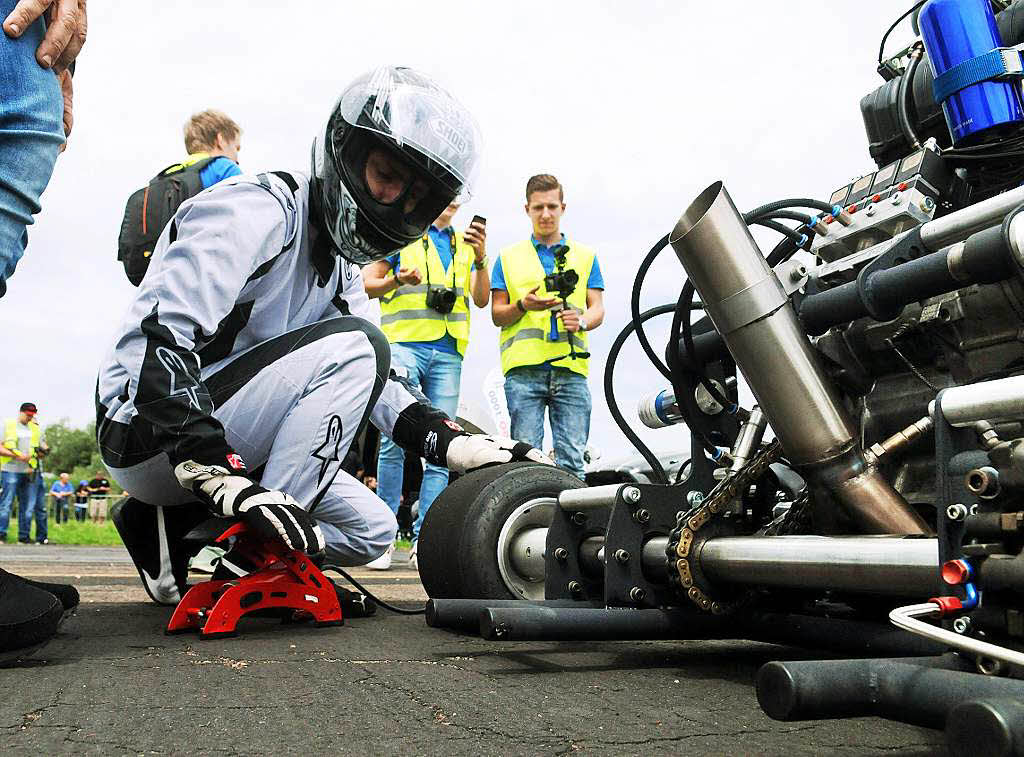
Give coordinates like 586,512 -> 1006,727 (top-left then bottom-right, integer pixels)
174,461 -> 325,554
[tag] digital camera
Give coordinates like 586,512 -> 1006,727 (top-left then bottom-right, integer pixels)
426,285 -> 457,314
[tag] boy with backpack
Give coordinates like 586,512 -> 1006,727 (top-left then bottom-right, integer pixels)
117,110 -> 242,285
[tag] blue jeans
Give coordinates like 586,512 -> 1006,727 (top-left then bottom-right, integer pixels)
31,473 -> 47,541
0,470 -> 38,541
504,366 -> 591,479
377,343 -> 462,541
0,0 -> 64,296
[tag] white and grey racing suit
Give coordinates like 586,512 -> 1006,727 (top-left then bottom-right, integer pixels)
96,170 -> 426,568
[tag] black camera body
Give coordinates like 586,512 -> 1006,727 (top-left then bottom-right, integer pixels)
543,269 -> 578,298
543,244 -> 579,299
426,285 -> 457,314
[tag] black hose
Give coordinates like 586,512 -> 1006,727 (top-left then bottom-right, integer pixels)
604,305 -> 677,484
878,1 -> 927,68
630,234 -> 675,382
751,219 -> 806,246
898,47 -> 924,151
321,565 -> 426,615
743,198 -> 833,220
753,209 -> 813,225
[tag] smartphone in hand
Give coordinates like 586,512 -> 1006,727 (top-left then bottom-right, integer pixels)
471,214 -> 487,227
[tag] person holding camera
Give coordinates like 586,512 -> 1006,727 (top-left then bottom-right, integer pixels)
0,402 -> 49,543
490,174 -> 605,480
361,202 -> 490,569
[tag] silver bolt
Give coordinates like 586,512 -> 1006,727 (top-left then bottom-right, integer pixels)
553,547 -> 569,562
568,580 -> 582,596
687,491 -> 705,507
890,192 -> 902,205
947,503 -> 969,521
629,586 -> 646,602
493,623 -> 509,638
633,508 -> 651,524
865,204 -> 876,217
622,486 -> 642,504
969,503 -> 979,517
920,196 -> 936,212
789,264 -> 808,283
952,616 -> 972,634
614,549 -> 631,564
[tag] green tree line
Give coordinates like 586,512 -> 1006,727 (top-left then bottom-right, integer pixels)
41,420 -> 121,493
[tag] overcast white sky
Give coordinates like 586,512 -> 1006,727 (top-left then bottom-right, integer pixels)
1,1 -> 912,463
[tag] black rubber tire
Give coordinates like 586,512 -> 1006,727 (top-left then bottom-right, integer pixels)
418,462 -> 586,599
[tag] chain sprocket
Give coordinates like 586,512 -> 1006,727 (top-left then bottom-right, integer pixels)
666,441 -> 794,614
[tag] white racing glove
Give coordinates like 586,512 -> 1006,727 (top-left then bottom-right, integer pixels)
174,461 -> 326,554
443,434 -> 553,475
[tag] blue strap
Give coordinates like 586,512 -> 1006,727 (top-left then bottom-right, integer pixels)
932,46 -> 1024,104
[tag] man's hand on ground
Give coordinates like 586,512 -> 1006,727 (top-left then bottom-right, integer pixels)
445,434 -> 552,474
3,0 -> 87,73
174,461 -> 325,554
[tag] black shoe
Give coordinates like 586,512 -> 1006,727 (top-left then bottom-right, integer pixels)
16,578 -> 79,624
110,497 -> 209,606
0,568 -> 61,665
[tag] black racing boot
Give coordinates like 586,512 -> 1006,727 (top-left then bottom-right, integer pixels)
0,568 -> 62,664
110,498 -> 210,605
17,578 -> 80,624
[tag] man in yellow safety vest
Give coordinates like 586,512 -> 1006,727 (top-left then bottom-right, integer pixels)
490,174 -> 605,480
0,402 -> 48,543
361,202 -> 490,568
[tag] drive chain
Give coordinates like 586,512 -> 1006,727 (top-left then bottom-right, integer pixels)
667,440 -> 783,614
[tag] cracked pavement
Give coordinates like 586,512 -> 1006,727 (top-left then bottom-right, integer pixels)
0,546 -> 947,755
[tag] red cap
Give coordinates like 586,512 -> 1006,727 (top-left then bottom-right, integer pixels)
941,559 -> 972,585
928,596 -> 964,617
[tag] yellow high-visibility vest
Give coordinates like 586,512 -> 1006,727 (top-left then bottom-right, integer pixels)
2,418 -> 40,470
498,239 -> 595,377
379,229 -> 473,356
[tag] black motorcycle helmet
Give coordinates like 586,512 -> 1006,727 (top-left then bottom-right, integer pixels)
311,66 -> 482,265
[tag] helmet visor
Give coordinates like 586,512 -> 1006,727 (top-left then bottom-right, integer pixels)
338,67 -> 481,201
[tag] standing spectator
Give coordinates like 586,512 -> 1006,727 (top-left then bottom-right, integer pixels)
490,174 -> 605,479
361,202 -> 490,570
49,471 -> 72,524
73,480 -> 88,522
0,402 -> 47,543
181,109 -> 243,189
86,470 -> 109,524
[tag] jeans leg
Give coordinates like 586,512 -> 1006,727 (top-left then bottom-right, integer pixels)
504,369 -> 549,451
0,0 -> 65,295
376,344 -> 420,519
0,471 -> 17,537
15,474 -> 32,541
33,484 -> 46,541
548,370 -> 592,479
413,349 -> 462,540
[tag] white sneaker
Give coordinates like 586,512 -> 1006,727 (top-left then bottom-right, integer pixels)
409,541 -> 418,571
365,542 -> 394,570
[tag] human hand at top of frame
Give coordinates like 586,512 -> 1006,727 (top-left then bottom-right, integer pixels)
463,221 -> 486,261
3,0 -> 87,74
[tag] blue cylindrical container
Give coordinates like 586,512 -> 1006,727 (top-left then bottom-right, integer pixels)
919,0 -> 1024,145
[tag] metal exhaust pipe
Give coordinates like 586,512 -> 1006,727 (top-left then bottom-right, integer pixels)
669,182 -> 929,534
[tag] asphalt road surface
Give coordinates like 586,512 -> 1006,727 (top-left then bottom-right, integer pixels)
0,544 -> 946,755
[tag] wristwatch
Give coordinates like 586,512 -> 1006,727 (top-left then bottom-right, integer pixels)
579,316 -> 589,332
474,256 -> 488,271
515,299 -> 526,313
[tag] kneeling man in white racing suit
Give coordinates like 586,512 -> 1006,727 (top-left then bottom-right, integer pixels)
96,66 -> 548,605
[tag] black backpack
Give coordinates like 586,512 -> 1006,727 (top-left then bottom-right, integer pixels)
117,157 -> 215,286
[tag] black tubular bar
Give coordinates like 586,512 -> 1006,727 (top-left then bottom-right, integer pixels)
799,224 -> 1014,336
756,655 -> 1024,728
466,604 -> 944,656
946,697 -> 1024,757
426,598 -> 600,632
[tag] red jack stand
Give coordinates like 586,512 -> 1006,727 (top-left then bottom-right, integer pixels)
166,522 -> 342,639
